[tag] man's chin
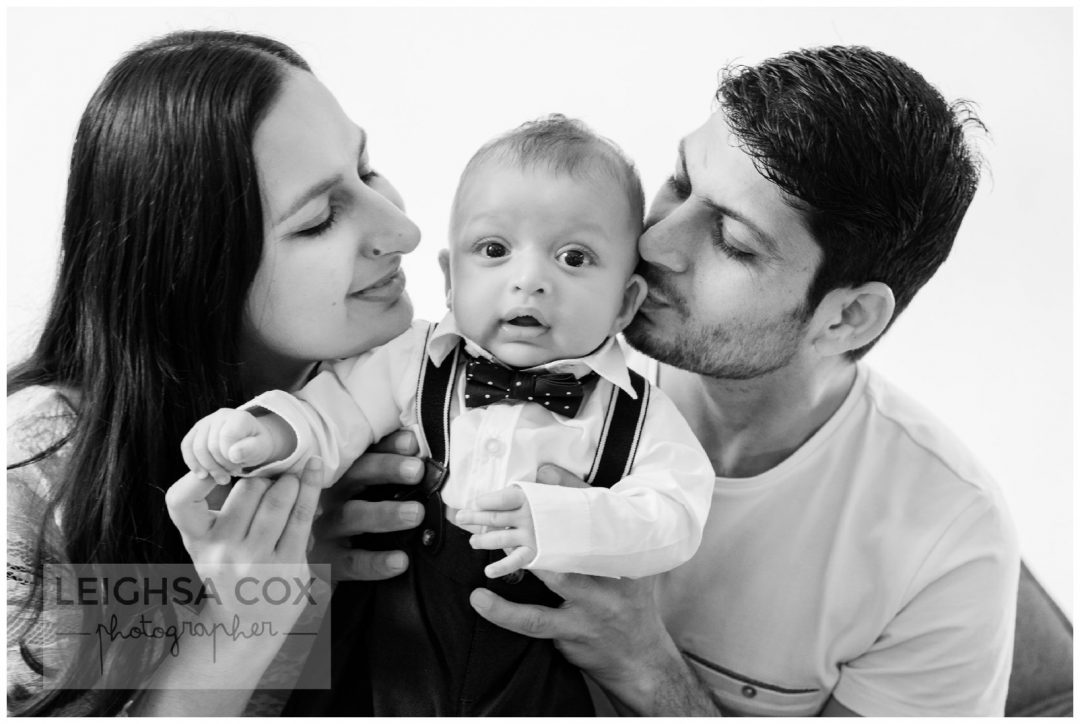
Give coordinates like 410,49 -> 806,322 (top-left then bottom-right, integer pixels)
623,318 -> 673,362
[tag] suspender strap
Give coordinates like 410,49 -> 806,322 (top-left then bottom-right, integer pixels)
409,329 -> 462,554
415,330 -> 459,466
414,326 -> 649,493
586,369 -> 650,489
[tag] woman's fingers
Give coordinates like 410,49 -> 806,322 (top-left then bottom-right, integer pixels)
316,499 -> 424,539
332,548 -> 410,582
213,476 -> 271,539
246,473 -> 300,547
165,471 -> 220,541
332,452 -> 424,503
277,459 -> 324,556
370,429 -> 421,456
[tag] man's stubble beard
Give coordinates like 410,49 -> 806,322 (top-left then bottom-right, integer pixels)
624,299 -> 811,381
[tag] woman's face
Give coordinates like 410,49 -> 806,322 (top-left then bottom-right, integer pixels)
243,68 -> 420,382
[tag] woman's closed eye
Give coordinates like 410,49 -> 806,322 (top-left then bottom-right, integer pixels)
297,207 -> 338,237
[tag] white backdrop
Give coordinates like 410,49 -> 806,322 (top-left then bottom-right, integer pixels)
6,6 -> 1074,613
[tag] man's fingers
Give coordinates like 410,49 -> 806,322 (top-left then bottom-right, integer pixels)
536,464 -> 589,489
529,569 -> 596,599
165,471 -> 219,540
333,549 -> 410,581
316,499 -> 424,539
469,588 -> 566,640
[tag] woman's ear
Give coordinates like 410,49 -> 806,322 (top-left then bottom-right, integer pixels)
610,273 -> 649,335
438,248 -> 452,308
810,282 -> 896,357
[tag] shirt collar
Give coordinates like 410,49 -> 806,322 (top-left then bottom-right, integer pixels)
427,312 -> 638,399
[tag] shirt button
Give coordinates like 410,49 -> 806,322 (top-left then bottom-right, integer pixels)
484,438 -> 504,456
421,529 -> 436,547
741,685 -> 757,698
501,570 -> 525,584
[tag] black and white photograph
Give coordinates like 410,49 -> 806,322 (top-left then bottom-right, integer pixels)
5,5 -> 1073,717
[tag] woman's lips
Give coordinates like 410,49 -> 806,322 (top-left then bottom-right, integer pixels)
349,268 -> 406,303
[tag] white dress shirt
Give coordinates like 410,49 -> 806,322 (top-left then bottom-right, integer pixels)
245,315 -> 713,578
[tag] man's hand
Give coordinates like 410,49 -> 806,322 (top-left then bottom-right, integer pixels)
458,486 -> 537,578
309,429 -> 426,581
467,464 -> 720,716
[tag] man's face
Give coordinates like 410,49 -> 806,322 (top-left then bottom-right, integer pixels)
624,111 -> 822,379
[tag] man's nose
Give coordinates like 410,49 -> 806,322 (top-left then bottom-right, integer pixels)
359,194 -> 422,259
639,210 -> 690,273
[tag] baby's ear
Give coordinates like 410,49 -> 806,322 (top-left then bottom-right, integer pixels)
437,249 -> 452,307
611,273 -> 648,335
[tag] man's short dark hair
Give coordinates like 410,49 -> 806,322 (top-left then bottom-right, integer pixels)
719,45 -> 985,359
451,113 -> 644,232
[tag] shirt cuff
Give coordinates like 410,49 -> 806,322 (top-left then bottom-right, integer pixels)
511,481 -> 592,572
238,391 -> 310,479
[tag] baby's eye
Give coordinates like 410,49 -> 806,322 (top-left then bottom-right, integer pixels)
481,241 -> 508,258
557,249 -> 592,268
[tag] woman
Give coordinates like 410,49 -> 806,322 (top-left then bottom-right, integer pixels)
8,29 -> 421,715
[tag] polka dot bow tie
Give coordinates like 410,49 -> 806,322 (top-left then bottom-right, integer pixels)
463,353 -> 594,418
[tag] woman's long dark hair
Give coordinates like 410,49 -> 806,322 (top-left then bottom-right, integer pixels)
7,30 -> 310,716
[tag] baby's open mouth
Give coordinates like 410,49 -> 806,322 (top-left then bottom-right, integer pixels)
507,315 -> 542,327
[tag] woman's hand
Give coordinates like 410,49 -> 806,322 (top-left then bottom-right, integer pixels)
166,457 -> 323,631
309,429 -> 426,581
141,458 -> 326,713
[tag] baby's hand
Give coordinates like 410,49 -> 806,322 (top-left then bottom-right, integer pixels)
181,408 -> 278,485
457,486 -> 537,578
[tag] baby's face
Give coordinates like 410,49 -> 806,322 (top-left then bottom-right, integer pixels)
449,161 -> 645,368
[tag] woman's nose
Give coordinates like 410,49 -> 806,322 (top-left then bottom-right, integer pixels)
361,193 -> 421,258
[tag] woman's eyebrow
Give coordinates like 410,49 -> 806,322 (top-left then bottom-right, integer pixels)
275,127 -> 368,226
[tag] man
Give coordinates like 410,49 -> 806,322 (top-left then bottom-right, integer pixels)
321,45 -> 1019,716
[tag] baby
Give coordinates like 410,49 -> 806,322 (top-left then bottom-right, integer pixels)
183,115 -> 714,714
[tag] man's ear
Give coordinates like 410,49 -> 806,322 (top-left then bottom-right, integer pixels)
437,248 -> 452,308
810,282 -> 896,357
610,273 -> 649,335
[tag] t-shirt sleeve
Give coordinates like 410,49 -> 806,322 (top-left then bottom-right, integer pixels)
831,494 -> 1020,716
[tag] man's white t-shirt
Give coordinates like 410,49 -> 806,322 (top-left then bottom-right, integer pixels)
629,358 -> 1019,716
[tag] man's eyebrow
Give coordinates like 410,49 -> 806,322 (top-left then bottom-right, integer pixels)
275,127 -> 368,226
701,197 -> 781,257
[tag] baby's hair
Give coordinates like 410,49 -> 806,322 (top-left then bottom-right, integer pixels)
451,114 -> 644,231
